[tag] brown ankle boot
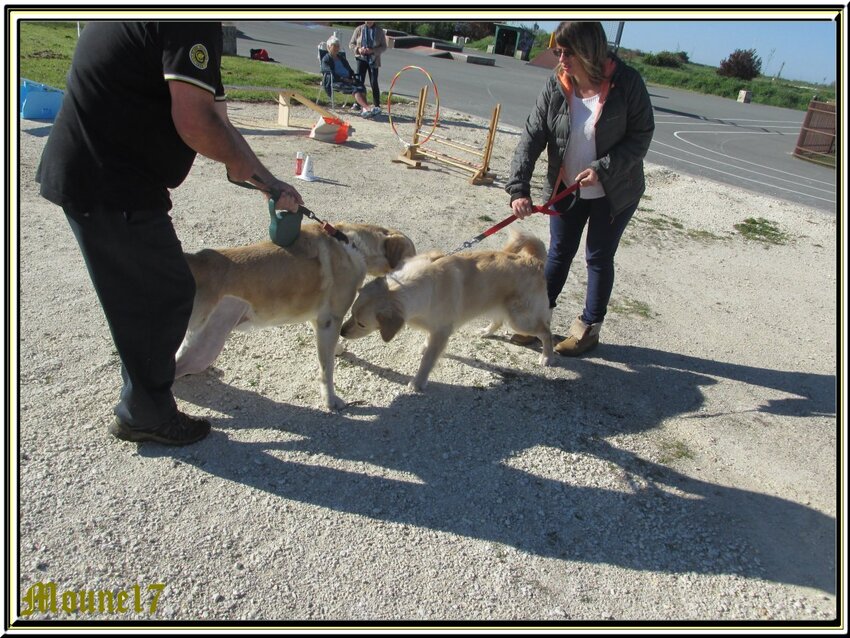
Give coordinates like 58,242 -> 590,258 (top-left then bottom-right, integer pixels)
554,316 -> 601,356
510,333 -> 539,346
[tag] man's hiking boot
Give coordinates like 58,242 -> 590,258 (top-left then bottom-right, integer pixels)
110,411 -> 211,446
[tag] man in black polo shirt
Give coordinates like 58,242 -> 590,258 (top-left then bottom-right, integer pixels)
37,22 -> 303,446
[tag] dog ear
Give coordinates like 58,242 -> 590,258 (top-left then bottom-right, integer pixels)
376,307 -> 404,342
384,235 -> 416,270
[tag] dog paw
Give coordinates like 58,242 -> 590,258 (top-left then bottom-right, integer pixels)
323,394 -> 347,411
326,397 -> 348,412
478,323 -> 498,338
539,353 -> 553,367
408,379 -> 427,392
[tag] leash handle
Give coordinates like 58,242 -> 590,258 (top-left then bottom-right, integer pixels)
448,180 -> 581,255
533,179 -> 581,216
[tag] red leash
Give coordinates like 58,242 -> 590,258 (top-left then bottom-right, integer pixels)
448,180 -> 581,255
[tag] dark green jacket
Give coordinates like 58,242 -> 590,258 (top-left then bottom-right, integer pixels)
506,55 -> 655,216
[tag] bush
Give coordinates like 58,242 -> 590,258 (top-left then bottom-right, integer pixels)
413,23 -> 434,38
643,51 -> 683,68
717,48 -> 762,81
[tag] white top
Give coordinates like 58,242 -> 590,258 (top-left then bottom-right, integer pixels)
564,90 -> 606,199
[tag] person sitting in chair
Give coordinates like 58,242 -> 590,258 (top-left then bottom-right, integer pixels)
321,35 -> 375,118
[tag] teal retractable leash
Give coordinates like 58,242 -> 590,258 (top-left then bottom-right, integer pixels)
227,173 -> 349,247
266,197 -> 303,248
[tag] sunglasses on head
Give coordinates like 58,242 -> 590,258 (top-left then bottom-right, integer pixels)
552,47 -> 575,58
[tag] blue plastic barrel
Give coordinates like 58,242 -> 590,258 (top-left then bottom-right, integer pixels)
20,79 -> 64,121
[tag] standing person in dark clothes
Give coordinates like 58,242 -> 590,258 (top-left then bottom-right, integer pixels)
349,21 -> 387,116
37,21 -> 303,445
506,21 -> 654,356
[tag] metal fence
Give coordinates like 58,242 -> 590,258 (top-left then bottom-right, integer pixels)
793,99 -> 836,166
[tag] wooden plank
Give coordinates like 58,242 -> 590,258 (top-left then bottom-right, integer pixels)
223,85 -> 334,128
277,91 -> 334,127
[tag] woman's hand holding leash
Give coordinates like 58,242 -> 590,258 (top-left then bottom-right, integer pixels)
511,197 -> 535,220
575,167 -> 599,188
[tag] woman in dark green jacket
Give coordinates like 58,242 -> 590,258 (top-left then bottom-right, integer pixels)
506,21 -> 654,356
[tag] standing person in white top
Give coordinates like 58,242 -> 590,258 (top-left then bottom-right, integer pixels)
505,21 -> 655,356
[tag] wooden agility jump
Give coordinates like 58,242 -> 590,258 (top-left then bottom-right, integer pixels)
224,85 -> 335,129
392,86 -> 501,186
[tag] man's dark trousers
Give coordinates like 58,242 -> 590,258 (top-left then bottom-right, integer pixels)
356,58 -> 380,107
64,206 -> 195,429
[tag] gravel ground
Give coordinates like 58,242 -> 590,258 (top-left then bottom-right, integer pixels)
13,99 -> 839,626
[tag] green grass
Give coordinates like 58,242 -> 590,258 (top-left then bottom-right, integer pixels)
686,229 -> 726,242
793,148 -> 837,168
635,213 -> 684,231
19,21 -> 832,117
622,50 -> 834,111
733,217 -> 789,245
658,439 -> 695,464
18,21 -> 77,88
18,21 -> 404,108
609,297 -> 653,319
632,209 -> 727,244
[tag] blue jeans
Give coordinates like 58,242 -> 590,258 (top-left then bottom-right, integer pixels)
544,194 -> 637,324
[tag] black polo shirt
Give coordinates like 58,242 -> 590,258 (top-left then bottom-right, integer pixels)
37,21 -> 225,212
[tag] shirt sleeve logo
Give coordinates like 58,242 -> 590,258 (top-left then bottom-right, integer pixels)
189,44 -> 209,70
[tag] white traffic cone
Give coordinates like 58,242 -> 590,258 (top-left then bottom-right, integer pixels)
297,154 -> 317,181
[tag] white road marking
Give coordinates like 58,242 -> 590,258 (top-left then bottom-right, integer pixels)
670,131 -> 835,189
647,145 -> 835,204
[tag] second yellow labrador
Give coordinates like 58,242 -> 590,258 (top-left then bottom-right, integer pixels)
340,229 -> 553,391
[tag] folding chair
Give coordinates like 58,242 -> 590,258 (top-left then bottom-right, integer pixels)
317,42 -> 352,111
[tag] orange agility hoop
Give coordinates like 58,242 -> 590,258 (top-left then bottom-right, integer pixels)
387,65 -> 440,148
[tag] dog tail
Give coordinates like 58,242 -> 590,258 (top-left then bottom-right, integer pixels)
503,228 -> 547,263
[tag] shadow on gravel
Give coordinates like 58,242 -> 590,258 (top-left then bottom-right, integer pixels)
173,343 -> 836,596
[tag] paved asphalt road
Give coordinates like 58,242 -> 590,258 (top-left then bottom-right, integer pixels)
234,21 -> 836,214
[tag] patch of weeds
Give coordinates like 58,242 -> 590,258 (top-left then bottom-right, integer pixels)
733,217 -> 789,245
636,213 -> 684,231
658,439 -> 695,464
637,206 -> 655,213
686,228 -> 726,242
609,297 -> 653,319
29,50 -> 68,60
478,215 -> 494,222
642,194 -> 653,201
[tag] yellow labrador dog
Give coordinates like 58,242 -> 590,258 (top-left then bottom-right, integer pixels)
175,222 -> 415,409
340,229 -> 553,391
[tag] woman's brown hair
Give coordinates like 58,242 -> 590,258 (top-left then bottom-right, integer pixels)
554,21 -> 610,85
